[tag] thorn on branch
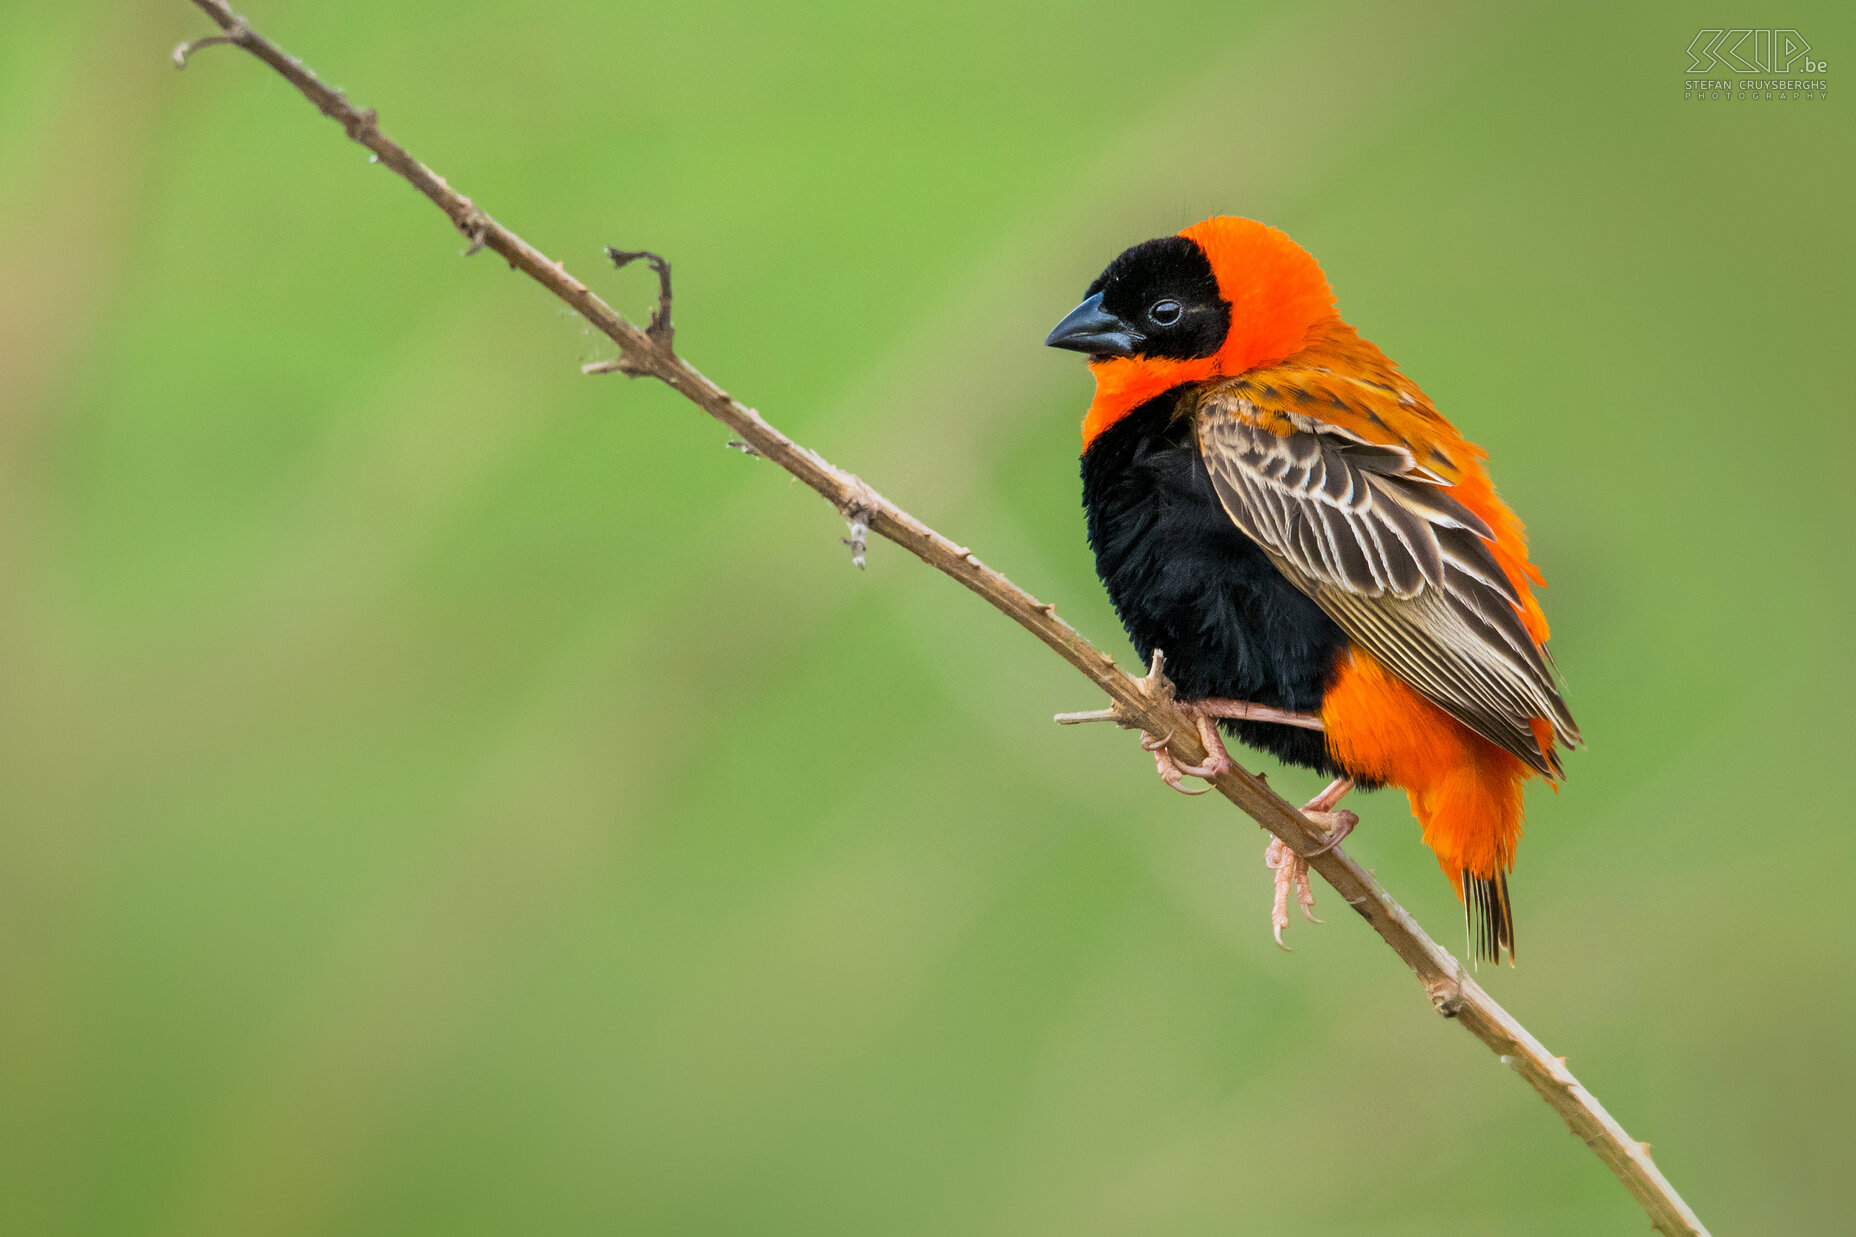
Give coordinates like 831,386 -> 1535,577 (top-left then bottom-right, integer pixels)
605,247 -> 674,352
1137,649 -> 1180,707
343,105 -> 379,144
725,439 -> 762,458
172,17 -> 250,68
1425,972 -> 1466,1018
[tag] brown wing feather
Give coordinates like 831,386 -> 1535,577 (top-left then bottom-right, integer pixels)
1194,382 -> 1577,777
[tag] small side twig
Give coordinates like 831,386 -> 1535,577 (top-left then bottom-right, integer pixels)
605,248 -> 674,351
172,16 -> 248,66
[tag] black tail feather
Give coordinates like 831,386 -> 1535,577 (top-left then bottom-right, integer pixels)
1464,871 -> 1516,967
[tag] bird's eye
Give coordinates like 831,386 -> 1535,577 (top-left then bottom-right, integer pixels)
1149,299 -> 1183,326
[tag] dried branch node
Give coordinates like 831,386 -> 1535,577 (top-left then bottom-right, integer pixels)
343,106 -> 379,144
458,204 -> 491,257
1425,972 -> 1467,1018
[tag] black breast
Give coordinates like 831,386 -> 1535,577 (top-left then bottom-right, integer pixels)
1080,391 -> 1354,778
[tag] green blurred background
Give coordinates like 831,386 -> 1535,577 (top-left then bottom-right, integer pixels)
2,1 -> 1850,1233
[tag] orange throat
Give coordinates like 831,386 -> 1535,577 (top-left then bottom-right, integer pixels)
1081,354 -> 1218,446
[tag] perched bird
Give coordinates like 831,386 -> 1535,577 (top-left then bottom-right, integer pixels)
1046,216 -> 1578,963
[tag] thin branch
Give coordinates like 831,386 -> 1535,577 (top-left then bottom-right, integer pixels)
171,4 -> 1708,1233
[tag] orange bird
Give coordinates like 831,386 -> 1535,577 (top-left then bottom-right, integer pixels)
1047,216 -> 1578,962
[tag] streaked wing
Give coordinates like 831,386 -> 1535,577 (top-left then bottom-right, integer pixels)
1194,380 -> 1578,776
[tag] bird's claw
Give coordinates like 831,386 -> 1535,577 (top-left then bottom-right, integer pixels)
1265,778 -> 1359,948
1300,809 -> 1358,856
1266,836 -> 1321,948
1139,695 -> 1237,793
1152,743 -> 1212,795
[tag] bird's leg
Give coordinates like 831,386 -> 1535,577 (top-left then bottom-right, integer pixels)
1267,777 -> 1358,949
1301,776 -> 1358,853
1194,699 -> 1327,732
1178,703 -> 1236,777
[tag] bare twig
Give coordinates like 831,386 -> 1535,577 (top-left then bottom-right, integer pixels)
171,15 -> 248,66
171,4 -> 1709,1233
604,248 -> 674,350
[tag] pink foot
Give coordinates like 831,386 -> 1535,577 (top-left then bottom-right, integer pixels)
1266,777 -> 1358,949
1140,703 -> 1234,794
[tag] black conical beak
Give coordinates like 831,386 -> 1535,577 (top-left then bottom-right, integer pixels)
1044,292 -> 1143,358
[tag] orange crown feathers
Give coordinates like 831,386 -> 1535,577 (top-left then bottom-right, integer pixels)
1180,216 -> 1336,377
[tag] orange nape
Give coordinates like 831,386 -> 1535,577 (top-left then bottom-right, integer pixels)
1320,646 -> 1534,894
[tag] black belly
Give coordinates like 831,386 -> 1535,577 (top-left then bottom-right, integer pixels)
1080,390 -> 1355,779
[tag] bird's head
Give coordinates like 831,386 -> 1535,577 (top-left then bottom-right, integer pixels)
1048,216 -> 1337,447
